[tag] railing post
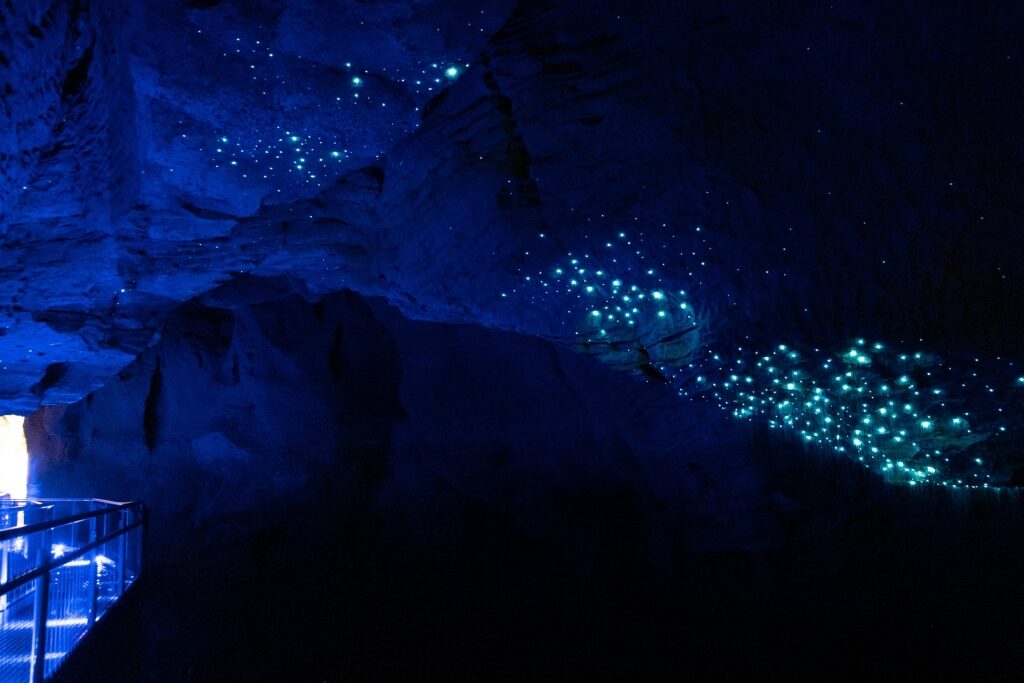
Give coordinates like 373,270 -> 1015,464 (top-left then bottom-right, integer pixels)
29,508 -> 53,683
133,505 -> 143,585
87,513 -> 99,627
116,509 -> 127,595
0,535 -> 8,623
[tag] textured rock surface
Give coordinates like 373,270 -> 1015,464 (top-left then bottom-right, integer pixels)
30,281 -> 767,678
30,281 -> 1024,680
30,280 -> 770,553
2,0 -> 1022,412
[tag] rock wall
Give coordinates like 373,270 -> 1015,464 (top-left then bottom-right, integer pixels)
2,0 -> 1022,411
28,278 -> 775,677
28,278 -> 1024,680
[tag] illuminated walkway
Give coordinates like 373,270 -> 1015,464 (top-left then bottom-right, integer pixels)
0,500 -> 143,682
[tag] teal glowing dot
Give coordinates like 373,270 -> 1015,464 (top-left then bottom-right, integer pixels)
590,310 -> 601,317
652,291 -> 664,300
680,303 -> 688,310
657,311 -> 666,318
853,438 -> 863,447
585,286 -> 595,293
445,66 -> 460,78
352,76 -> 362,86
612,279 -> 622,287
331,151 -> 341,158
920,420 -> 932,429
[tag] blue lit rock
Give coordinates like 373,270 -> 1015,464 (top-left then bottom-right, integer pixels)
28,280 -> 781,677
2,0 -> 1022,425
30,280 -> 770,557
29,280 -> 1024,680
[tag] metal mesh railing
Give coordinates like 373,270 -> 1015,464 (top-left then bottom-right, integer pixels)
0,500 -> 144,683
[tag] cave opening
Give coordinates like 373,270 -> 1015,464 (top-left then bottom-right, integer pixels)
0,416 -> 28,501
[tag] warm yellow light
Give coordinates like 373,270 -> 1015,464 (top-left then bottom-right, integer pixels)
0,415 -> 28,500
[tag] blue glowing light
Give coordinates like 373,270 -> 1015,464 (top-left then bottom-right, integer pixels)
692,339 -> 1020,489
507,224 -> 1020,491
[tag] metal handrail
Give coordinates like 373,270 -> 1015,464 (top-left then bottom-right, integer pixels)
0,498 -> 144,683
0,502 -> 136,544
0,519 -> 144,598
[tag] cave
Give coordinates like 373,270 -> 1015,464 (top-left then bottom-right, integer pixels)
2,1 -> 1024,680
